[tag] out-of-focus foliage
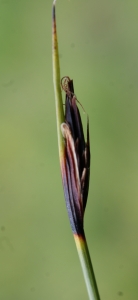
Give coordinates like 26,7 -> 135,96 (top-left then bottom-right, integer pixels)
0,1 -> 138,299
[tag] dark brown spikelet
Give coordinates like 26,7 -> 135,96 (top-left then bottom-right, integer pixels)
61,77 -> 90,235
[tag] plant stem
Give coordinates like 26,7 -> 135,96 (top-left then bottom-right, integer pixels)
74,233 -> 101,300
52,2 -> 101,299
52,0 -> 65,161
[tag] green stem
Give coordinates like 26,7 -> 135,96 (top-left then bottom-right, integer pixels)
52,2 -> 101,299
52,0 -> 65,160
74,233 -> 101,300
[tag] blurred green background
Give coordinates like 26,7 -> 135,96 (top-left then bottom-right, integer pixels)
0,0 -> 138,299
